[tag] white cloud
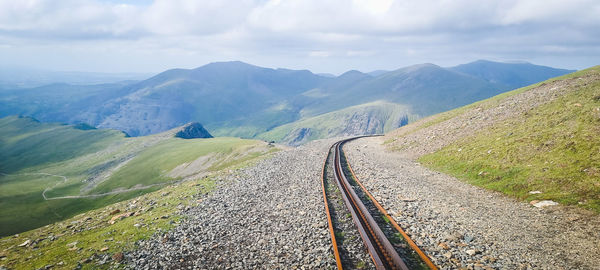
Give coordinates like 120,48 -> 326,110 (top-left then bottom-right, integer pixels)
352,0 -> 393,15
141,0 -> 255,35
0,0 -> 598,73
346,50 -> 375,57
308,51 -> 331,58
0,0 -> 142,38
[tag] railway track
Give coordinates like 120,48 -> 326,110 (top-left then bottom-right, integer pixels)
322,137 -> 438,270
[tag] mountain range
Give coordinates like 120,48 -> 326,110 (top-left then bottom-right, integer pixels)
0,60 -> 574,144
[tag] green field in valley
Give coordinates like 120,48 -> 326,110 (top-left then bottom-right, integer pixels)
0,116 -> 275,236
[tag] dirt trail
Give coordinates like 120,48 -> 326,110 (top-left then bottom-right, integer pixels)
1,172 -> 167,200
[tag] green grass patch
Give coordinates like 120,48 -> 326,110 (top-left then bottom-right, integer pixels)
0,116 -> 125,173
0,177 -> 215,270
92,137 -> 257,193
419,70 -> 600,211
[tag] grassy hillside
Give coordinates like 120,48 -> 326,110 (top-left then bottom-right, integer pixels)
387,66 -> 599,212
0,173 -> 216,270
91,137 -> 265,193
0,116 -> 275,236
258,101 -> 418,145
0,116 -> 125,173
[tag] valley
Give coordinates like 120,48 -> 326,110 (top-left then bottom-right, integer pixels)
0,116 -> 276,237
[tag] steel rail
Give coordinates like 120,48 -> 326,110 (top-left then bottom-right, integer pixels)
333,140 -> 408,270
332,142 -> 385,268
321,144 -> 343,270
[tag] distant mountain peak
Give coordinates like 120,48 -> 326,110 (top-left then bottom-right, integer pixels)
396,63 -> 441,73
198,60 -> 260,70
382,63 -> 444,77
175,122 -> 213,139
340,70 -> 364,75
450,60 -> 575,90
339,70 -> 369,78
465,59 -> 535,66
410,63 -> 439,69
471,59 -> 496,64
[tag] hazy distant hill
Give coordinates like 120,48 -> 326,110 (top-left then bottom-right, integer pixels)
367,70 -> 390,76
256,63 -> 521,144
298,63 -> 503,117
0,66 -> 149,88
0,60 -> 575,143
91,61 -> 329,136
0,81 -> 134,125
449,60 -> 575,90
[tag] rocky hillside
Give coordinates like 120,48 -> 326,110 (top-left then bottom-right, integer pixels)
258,101 -> 416,146
385,65 -> 600,211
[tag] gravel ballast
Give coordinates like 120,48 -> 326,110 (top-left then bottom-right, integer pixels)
345,137 -> 600,270
127,140 -> 338,269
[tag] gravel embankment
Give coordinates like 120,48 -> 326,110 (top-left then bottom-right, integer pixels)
345,137 -> 600,270
127,139 -> 338,269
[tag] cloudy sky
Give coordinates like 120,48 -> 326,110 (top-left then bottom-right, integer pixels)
0,0 -> 598,74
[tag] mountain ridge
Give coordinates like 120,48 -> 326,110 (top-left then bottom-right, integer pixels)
0,60 -> 576,143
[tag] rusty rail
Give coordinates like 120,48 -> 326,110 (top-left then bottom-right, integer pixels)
322,137 -> 438,270
321,144 -> 343,270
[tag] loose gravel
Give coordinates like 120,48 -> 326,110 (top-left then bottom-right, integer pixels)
127,139 -> 339,269
345,137 -> 600,270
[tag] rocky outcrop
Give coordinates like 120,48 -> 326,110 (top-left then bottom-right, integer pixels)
282,127 -> 313,146
268,102 -> 414,146
174,122 -> 213,139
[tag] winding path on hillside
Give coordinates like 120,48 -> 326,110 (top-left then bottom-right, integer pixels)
1,172 -> 168,200
43,182 -> 169,200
